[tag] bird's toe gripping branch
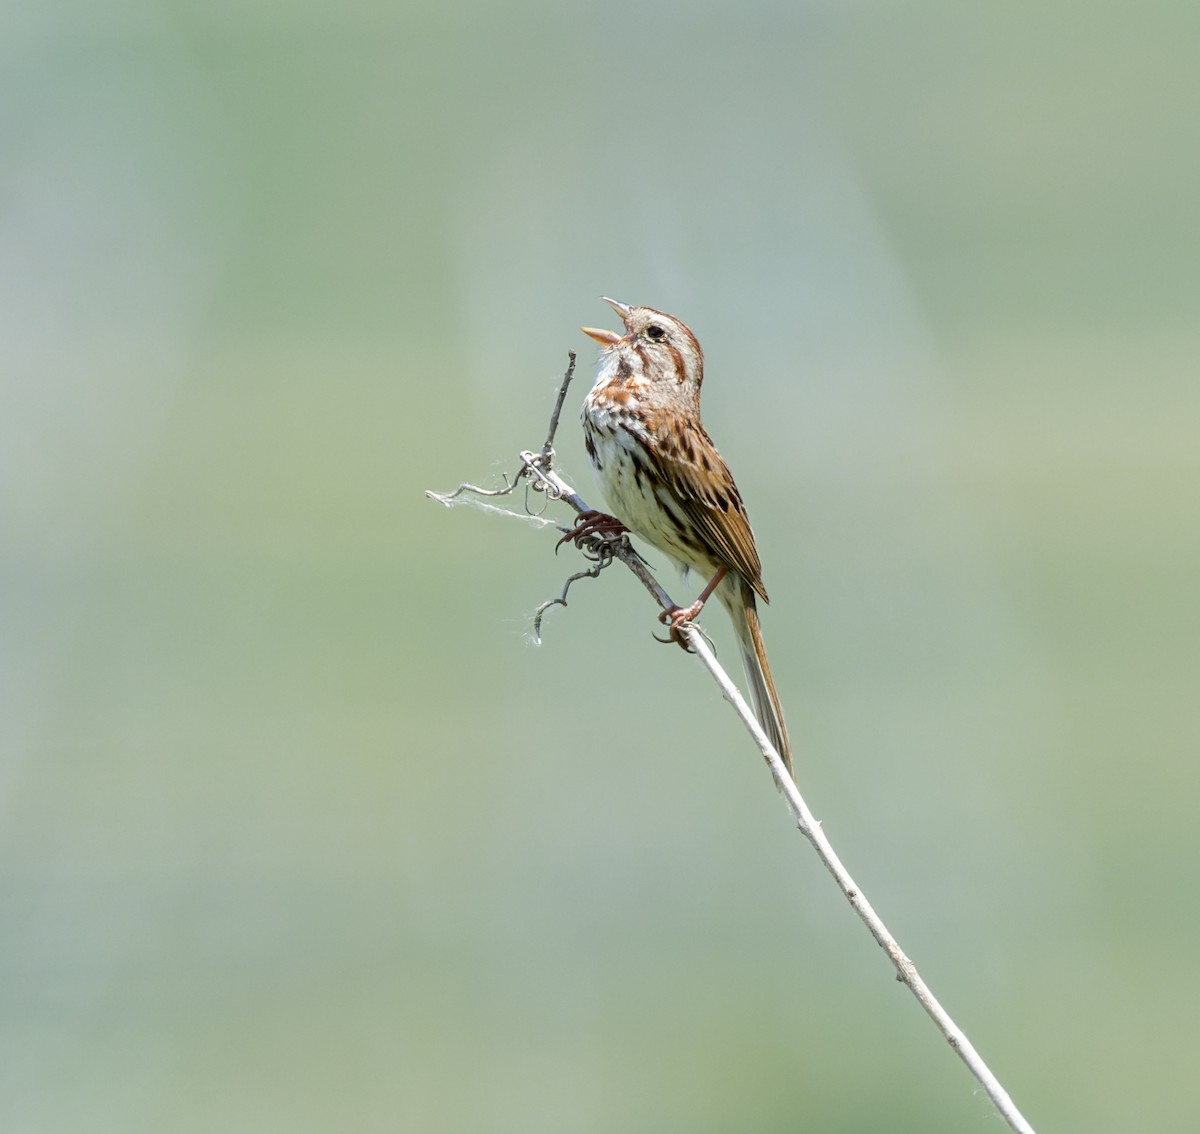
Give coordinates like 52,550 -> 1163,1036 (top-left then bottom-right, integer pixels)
555,509 -> 630,553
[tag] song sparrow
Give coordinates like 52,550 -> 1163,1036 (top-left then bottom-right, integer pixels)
576,298 -> 793,777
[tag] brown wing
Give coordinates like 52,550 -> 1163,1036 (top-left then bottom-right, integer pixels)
644,421 -> 769,602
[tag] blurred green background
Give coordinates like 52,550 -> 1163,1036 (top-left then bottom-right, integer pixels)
3,2 -> 1198,1131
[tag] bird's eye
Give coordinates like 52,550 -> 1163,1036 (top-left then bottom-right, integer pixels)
646,324 -> 666,341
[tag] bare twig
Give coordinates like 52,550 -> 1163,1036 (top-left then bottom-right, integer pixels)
679,626 -> 1034,1133
540,350 -> 576,462
531,554 -> 616,643
425,354 -> 1037,1134
425,469 -> 521,507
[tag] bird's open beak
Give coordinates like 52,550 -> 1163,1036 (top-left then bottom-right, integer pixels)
580,325 -> 622,346
581,297 -> 633,346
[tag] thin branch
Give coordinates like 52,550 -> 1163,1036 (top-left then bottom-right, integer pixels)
425,468 -> 521,506
680,627 -> 1034,1133
426,355 -> 1037,1134
540,350 -> 576,461
532,557 -> 611,643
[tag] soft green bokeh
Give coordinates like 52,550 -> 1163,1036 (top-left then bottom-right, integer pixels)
3,2 -> 1198,1131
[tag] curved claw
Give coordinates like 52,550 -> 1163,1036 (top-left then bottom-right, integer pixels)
653,626 -> 695,652
556,509 -> 629,552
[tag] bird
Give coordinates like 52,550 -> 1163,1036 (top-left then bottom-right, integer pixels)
573,298 -> 793,777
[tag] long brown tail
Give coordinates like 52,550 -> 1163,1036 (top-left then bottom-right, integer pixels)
724,578 -> 793,778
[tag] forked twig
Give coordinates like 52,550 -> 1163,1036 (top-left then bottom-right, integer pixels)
425,354 -> 1037,1134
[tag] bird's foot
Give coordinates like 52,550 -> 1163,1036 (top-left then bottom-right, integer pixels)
556,509 -> 629,552
654,599 -> 708,650
652,566 -> 727,650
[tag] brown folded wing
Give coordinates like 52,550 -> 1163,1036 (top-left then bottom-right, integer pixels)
644,423 -> 769,603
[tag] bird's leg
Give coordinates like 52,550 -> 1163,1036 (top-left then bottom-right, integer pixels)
658,566 -> 728,648
556,509 -> 629,551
